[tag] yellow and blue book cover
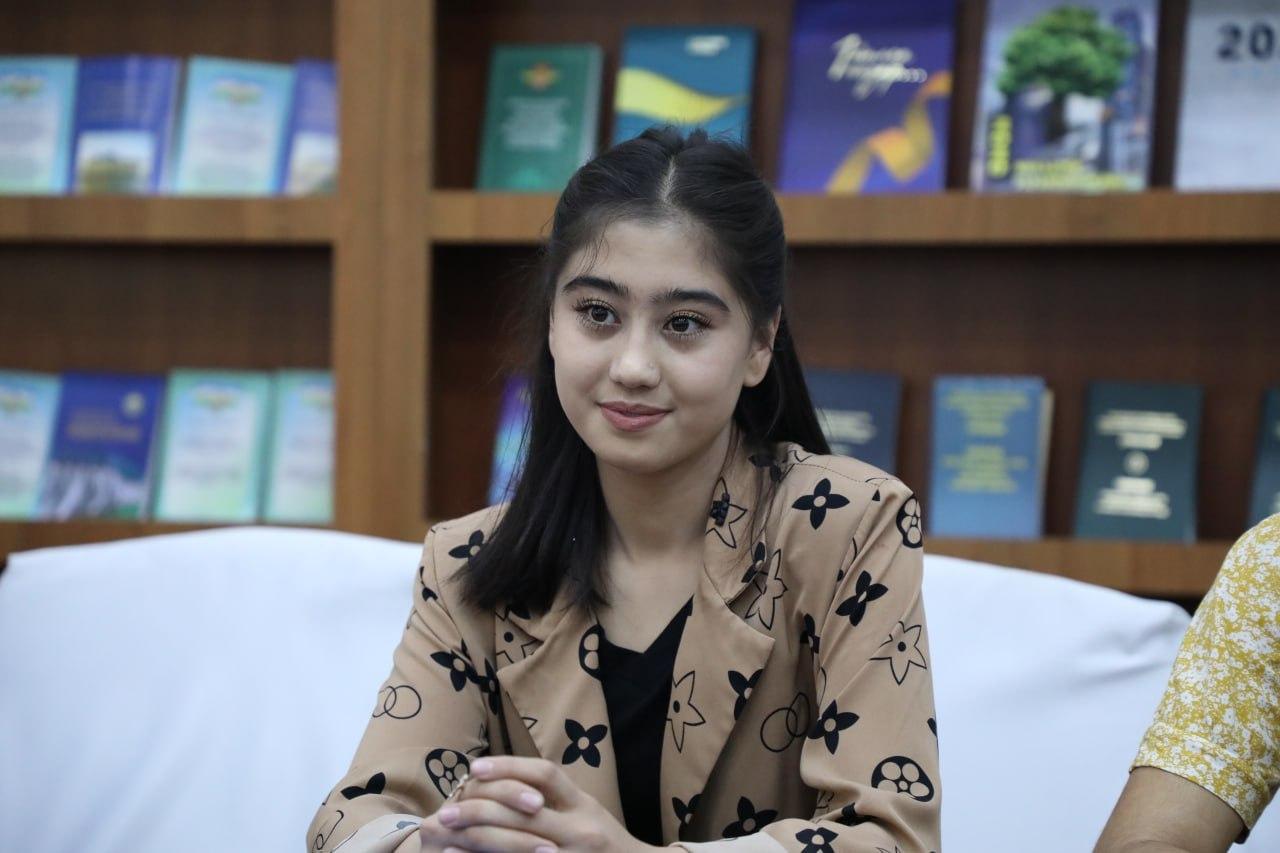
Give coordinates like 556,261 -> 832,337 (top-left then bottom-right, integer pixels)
612,26 -> 756,146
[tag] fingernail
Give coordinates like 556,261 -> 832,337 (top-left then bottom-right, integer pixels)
472,758 -> 494,776
438,805 -> 459,825
520,790 -> 544,810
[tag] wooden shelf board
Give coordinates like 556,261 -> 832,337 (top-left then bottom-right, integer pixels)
0,520 -> 329,564
928,536 -> 1230,597
428,190 -> 1280,246
0,196 -> 334,245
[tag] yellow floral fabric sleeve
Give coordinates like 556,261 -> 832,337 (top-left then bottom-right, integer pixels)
1133,513 -> 1280,831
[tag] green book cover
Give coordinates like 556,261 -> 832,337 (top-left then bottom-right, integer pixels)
152,369 -> 273,523
262,369 -> 333,525
477,43 -> 602,192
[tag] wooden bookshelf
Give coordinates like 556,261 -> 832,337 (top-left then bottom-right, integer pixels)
0,197 -> 333,245
430,190 -> 1280,246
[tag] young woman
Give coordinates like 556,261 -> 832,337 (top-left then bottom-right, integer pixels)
307,127 -> 940,853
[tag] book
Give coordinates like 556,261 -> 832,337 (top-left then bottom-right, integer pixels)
170,56 -> 295,195
778,0 -> 957,194
0,371 -> 61,519
69,55 -> 182,194
612,26 -> 756,146
151,370 -> 273,523
971,0 -> 1158,192
0,56 -> 77,194
262,370 -> 333,524
280,59 -> 338,195
1175,0 -> 1280,190
37,371 -> 166,520
804,368 -> 902,473
1250,388 -> 1280,526
476,44 -> 603,192
928,375 -> 1054,539
1074,381 -> 1203,542
487,374 -> 531,506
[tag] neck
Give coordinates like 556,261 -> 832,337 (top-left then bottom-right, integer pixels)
596,423 -> 737,565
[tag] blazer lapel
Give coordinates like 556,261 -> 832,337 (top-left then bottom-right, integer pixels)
659,433 -> 780,842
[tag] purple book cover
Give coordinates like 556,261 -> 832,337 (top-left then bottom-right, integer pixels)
778,0 -> 957,194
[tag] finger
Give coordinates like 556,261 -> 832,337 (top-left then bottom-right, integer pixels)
469,756 -> 579,808
456,777 -> 547,814
419,811 -> 556,853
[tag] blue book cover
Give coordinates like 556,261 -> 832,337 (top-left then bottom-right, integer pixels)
171,56 -> 295,195
152,370 -> 273,523
0,56 -> 78,194
778,0 -> 957,193
1074,381 -> 1203,542
37,371 -> 166,520
971,0 -> 1159,192
804,368 -> 902,473
488,374 -> 530,506
1250,388 -> 1280,526
929,375 -> 1054,539
0,370 -> 62,519
262,370 -> 333,524
612,26 -> 756,146
280,59 -> 337,195
69,55 -> 181,194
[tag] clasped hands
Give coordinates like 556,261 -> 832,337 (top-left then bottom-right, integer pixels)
419,755 -> 659,853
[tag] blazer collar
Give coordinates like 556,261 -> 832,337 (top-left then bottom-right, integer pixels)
498,430 -> 782,841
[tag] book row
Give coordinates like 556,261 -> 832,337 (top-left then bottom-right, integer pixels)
0,55 -> 336,196
476,0 -> 1280,194
489,373 -> 1280,542
0,369 -> 334,524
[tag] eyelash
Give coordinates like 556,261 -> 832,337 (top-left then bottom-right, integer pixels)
571,298 -> 710,340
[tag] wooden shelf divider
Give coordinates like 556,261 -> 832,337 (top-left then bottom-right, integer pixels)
0,196 -> 333,245
429,189 -> 1280,246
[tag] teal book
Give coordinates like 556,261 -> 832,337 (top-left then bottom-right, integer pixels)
0,371 -> 62,519
804,368 -> 903,474
1074,381 -> 1203,542
170,56 -> 295,195
38,371 -> 166,520
262,370 -> 333,525
1250,388 -> 1280,526
477,44 -> 602,191
152,370 -> 273,523
487,374 -> 530,505
928,375 -> 1054,539
612,26 -> 757,146
0,56 -> 77,194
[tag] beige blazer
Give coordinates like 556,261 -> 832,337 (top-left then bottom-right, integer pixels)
307,439 -> 940,852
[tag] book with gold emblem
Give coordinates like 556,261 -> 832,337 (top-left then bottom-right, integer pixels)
477,44 -> 602,191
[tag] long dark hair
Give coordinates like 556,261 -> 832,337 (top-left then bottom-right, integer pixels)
457,126 -> 829,615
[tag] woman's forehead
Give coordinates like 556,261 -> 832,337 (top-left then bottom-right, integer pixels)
559,218 -> 733,302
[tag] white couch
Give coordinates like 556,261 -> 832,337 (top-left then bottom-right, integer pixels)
0,527 -> 1273,852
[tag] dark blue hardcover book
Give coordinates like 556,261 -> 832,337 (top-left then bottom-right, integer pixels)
1074,381 -> 1203,542
929,375 -> 1054,539
69,55 -> 181,194
37,371 -> 167,520
778,0 -> 957,193
279,59 -> 337,195
804,368 -> 902,473
612,26 -> 756,146
1250,388 -> 1280,526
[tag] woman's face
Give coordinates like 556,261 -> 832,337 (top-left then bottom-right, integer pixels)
548,218 -> 776,475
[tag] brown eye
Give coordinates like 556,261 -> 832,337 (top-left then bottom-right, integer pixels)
670,317 -> 691,333
589,306 -> 610,323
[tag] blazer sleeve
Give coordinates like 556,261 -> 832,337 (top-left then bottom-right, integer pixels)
675,479 -> 941,853
305,526 -> 491,853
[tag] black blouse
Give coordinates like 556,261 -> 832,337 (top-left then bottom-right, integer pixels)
596,596 -> 695,845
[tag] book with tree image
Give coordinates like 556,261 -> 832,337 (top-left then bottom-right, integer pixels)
69,55 -> 181,194
971,0 -> 1158,192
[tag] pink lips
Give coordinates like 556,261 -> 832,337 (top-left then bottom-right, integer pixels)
599,402 -> 670,432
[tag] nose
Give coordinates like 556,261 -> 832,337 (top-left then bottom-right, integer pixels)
608,326 -> 660,389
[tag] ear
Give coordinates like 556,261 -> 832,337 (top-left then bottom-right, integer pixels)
743,306 -> 781,389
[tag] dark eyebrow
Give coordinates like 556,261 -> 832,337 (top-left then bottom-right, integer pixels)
561,274 -> 731,313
